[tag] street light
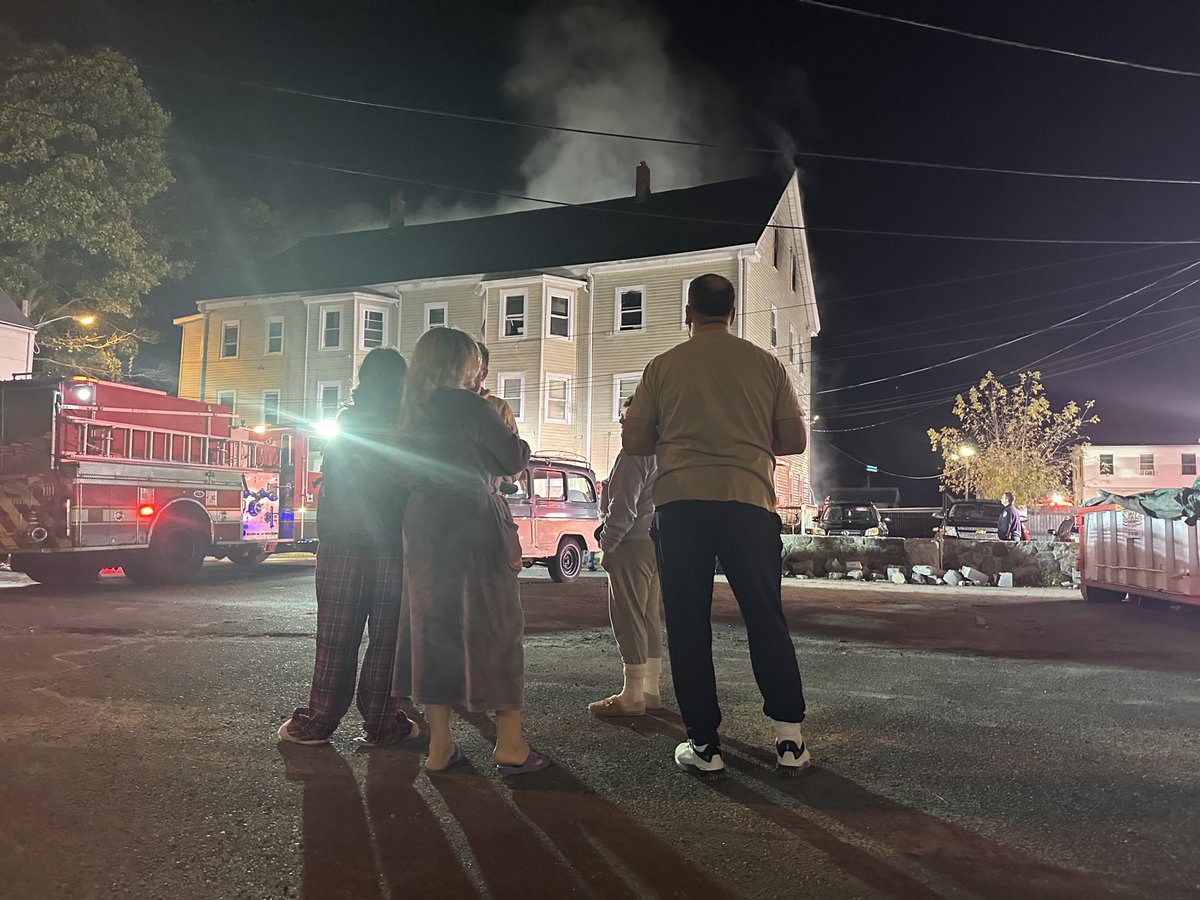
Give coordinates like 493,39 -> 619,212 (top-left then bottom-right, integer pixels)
33,313 -> 97,330
958,445 -> 975,498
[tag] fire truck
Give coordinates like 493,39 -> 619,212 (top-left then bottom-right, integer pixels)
0,375 -> 324,586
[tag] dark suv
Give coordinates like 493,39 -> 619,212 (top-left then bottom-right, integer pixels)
936,500 -> 1004,540
812,501 -> 889,537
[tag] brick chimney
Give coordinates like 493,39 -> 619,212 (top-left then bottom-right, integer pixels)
634,161 -> 651,203
388,192 -> 406,227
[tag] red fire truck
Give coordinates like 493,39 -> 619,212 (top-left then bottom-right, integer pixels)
0,375 -> 322,586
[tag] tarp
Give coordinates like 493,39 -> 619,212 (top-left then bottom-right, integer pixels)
1083,476 -> 1200,524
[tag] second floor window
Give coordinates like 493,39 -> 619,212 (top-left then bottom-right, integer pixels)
265,319 -> 284,355
503,293 -> 526,338
321,308 -> 341,349
548,294 -> 571,338
788,324 -> 797,365
220,322 -> 239,358
425,303 -> 447,331
262,390 -> 281,426
362,309 -> 385,348
770,306 -> 778,347
1099,453 -> 1114,475
1183,453 -> 1197,475
617,288 -> 644,332
1140,453 -> 1155,475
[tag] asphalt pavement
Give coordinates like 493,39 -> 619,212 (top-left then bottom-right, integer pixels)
0,558 -> 1197,899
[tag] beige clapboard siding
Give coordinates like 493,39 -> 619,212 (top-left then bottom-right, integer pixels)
177,318 -> 204,399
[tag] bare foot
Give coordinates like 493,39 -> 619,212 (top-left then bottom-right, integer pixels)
426,742 -> 457,770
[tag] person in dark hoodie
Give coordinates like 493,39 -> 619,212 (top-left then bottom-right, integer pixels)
998,492 -> 1023,541
278,347 -> 421,747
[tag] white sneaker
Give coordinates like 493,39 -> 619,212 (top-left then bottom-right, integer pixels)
775,737 -> 810,776
674,740 -> 727,779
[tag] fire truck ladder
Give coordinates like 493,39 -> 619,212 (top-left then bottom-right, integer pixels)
60,416 -> 277,470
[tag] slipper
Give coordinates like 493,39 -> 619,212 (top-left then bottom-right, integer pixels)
496,749 -> 554,776
424,746 -> 465,774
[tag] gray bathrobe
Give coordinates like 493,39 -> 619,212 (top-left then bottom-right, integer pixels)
393,388 -> 531,711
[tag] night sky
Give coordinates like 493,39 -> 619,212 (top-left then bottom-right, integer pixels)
3,0 -> 1199,503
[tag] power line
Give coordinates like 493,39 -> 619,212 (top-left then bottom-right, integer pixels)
794,0 -> 1200,80
815,434 -> 945,480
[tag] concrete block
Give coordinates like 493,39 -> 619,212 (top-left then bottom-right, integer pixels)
998,572 -> 1014,588
943,569 -> 962,586
960,566 -> 990,585
827,571 -> 845,580
889,570 -> 908,584
846,569 -> 864,580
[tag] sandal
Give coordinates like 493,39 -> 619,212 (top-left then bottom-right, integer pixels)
496,749 -> 553,776
424,745 -> 465,774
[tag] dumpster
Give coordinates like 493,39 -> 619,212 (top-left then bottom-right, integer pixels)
1079,478 -> 1200,606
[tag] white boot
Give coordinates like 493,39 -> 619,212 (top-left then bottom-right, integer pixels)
588,663 -> 647,717
643,657 -> 664,710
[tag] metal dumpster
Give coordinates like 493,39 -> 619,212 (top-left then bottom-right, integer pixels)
1079,504 -> 1200,606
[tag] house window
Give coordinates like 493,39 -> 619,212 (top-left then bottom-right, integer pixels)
1183,453 -> 1197,476
320,307 -> 341,349
1140,453 -> 1155,475
424,302 -> 447,331
545,374 -> 571,424
497,373 -> 525,422
680,278 -> 692,330
219,321 -> 239,358
265,318 -> 284,355
317,382 -> 341,421
548,294 -> 571,338
772,227 -> 781,268
502,292 -> 526,338
788,324 -> 797,365
215,390 -> 236,413
612,372 -> 641,421
361,308 -> 385,348
1098,453 -> 1114,475
616,287 -> 645,332
261,390 -> 281,426
770,306 -> 778,347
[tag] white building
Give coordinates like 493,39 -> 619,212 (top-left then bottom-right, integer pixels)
1072,443 -> 1200,502
0,289 -> 35,381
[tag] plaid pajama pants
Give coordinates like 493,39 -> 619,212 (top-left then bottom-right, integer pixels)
284,543 -> 417,744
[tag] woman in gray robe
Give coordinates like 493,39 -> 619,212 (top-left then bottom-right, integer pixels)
393,327 -> 550,775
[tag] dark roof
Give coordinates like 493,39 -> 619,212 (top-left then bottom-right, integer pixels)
0,289 -> 33,328
217,172 -> 790,298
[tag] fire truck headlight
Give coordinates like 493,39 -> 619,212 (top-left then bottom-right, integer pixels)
313,420 -> 339,439
73,385 -> 94,403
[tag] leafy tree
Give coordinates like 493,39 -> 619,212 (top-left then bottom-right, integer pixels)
927,371 -> 1099,504
0,41 -> 177,377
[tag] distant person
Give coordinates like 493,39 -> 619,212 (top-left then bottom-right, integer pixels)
476,342 -> 519,435
589,395 -> 662,718
998,492 -> 1022,541
623,273 -> 810,779
393,327 -> 550,775
278,347 -> 420,747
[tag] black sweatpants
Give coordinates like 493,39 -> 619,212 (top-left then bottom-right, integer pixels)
653,500 -> 806,746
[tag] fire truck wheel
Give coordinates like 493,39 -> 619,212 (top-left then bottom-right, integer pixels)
547,538 -> 584,584
124,522 -> 208,584
227,545 -> 269,566
14,556 -> 99,587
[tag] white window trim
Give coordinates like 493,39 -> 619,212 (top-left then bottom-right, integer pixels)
772,227 -> 781,268
219,320 -> 240,359
215,389 -> 236,413
614,285 -> 647,334
497,371 -> 526,424
788,323 -> 797,366
319,305 -> 342,350
316,381 -> 342,422
498,289 -> 529,341
264,317 -> 285,356
680,278 -> 693,330
261,389 -> 281,426
545,292 -> 573,341
360,305 -> 388,349
544,372 -> 572,425
770,305 -> 779,347
424,301 -> 448,332
612,372 -> 641,422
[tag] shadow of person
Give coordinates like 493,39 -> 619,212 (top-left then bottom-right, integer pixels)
277,743 -> 384,900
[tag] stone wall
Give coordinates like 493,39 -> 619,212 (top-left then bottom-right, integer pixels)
781,535 -> 1078,587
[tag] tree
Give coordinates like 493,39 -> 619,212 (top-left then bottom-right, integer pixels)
927,371 -> 1099,504
0,41 -> 178,377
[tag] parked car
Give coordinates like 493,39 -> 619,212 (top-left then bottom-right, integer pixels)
935,500 -> 1004,539
811,501 -> 889,537
506,455 -> 601,583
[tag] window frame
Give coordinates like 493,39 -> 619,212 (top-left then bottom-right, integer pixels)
614,285 -> 647,334
1139,452 -> 1156,475
318,306 -> 342,350
215,389 -> 236,414
1098,453 -> 1114,475
772,227 -> 781,268
498,289 -> 528,341
546,292 -> 572,340
264,317 -> 285,356
424,301 -> 448,332
532,468 -> 567,502
1183,453 -> 1197,476
788,323 -> 797,366
544,372 -> 572,424
497,371 -> 526,423
360,306 -> 387,349
316,381 -> 342,422
261,390 -> 281,426
612,372 -> 641,422
680,278 -> 693,330
219,320 -> 240,359
770,305 -> 778,347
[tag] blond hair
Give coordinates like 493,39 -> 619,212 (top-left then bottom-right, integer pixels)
399,327 -> 481,426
